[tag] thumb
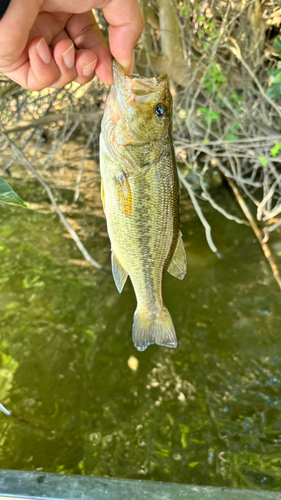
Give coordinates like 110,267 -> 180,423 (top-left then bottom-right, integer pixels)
0,0 -> 40,70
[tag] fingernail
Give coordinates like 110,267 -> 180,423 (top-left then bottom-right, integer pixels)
82,59 -> 97,77
36,38 -> 51,65
62,43 -> 75,69
119,54 -> 135,74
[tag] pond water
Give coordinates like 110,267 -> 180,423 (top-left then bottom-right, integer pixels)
0,175 -> 281,491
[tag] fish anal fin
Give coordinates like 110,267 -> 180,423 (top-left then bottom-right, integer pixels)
111,252 -> 128,293
115,174 -> 133,216
101,179 -> 106,215
168,232 -> 187,280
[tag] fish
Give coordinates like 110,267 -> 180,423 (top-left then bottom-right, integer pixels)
99,60 -> 186,351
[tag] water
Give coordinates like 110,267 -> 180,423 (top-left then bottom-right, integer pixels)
0,176 -> 281,491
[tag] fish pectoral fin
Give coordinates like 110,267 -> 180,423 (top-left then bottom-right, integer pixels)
111,252 -> 128,293
101,179 -> 106,215
115,174 -> 133,216
167,232 -> 187,280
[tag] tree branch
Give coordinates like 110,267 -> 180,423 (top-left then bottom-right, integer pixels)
4,111 -> 103,134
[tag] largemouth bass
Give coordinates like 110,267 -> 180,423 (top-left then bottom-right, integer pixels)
100,61 -> 186,351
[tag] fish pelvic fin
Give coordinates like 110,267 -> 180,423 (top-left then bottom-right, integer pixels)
133,307 -> 177,351
112,252 -> 128,293
168,232 -> 187,280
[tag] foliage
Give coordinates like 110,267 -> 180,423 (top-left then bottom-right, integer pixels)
197,107 -> 219,125
203,63 -> 227,96
0,178 -> 26,208
259,156 -> 269,168
271,142 -> 281,158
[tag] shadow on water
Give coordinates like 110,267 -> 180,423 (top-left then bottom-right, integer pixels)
0,176 -> 281,491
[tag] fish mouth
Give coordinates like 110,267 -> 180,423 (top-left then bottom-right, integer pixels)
113,60 -> 168,110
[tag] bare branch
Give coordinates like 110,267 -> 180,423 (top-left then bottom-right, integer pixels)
4,111 -> 103,134
178,169 -> 219,255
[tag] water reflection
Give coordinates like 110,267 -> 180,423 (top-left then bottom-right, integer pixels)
0,180 -> 281,491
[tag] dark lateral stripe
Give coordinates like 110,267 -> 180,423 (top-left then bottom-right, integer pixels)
0,0 -> 11,19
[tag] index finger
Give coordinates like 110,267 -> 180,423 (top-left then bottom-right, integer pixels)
102,0 -> 143,72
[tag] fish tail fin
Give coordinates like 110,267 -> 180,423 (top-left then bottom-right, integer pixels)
133,307 -> 177,351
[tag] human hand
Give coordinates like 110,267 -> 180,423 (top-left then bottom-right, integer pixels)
0,0 -> 143,90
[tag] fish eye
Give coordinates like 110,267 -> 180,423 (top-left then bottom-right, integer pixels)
155,103 -> 168,118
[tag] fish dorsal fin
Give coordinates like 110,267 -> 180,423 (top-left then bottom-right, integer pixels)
115,174 -> 133,216
101,179 -> 106,215
167,232 -> 187,280
111,252 -> 128,293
